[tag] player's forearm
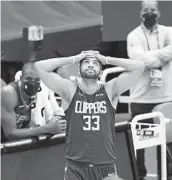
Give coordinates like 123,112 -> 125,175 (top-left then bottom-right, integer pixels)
34,57 -> 74,72
106,57 -> 145,72
5,126 -> 48,140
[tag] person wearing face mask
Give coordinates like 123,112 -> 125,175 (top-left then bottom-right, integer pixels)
127,1 -> 172,179
14,70 -> 63,127
34,50 -> 144,180
1,62 -> 66,141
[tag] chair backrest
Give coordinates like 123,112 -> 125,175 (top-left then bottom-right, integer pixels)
130,112 -> 167,180
152,102 -> 172,143
130,112 -> 166,151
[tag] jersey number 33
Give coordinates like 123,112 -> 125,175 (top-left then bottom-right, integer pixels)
83,115 -> 100,131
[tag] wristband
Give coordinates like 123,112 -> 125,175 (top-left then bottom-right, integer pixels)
106,56 -> 110,64
72,56 -> 76,64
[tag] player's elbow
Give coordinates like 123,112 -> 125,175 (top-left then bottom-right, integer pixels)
4,128 -> 22,141
4,131 -> 16,141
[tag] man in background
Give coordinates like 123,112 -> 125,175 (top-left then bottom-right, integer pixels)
127,1 -> 172,179
14,70 -> 64,126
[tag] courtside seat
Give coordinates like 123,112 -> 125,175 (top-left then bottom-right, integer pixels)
152,102 -> 172,143
152,102 -> 172,179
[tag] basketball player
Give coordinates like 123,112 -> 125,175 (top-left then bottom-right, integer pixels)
1,62 -> 66,141
34,51 -> 145,180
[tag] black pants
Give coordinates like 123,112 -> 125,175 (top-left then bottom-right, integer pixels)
130,103 -> 161,179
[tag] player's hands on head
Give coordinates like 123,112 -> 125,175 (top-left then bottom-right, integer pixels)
74,53 -> 87,64
95,53 -> 107,65
81,50 -> 99,55
81,50 -> 99,58
74,50 -> 107,65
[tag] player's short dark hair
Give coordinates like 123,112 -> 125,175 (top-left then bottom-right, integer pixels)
22,62 -> 35,77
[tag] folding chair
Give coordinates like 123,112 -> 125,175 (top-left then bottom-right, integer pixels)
153,103 -> 172,178
130,112 -> 167,180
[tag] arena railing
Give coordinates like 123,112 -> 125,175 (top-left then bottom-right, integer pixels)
1,120 -> 139,180
1,121 -> 129,154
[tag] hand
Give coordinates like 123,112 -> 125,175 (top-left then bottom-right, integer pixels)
95,53 -> 107,65
73,53 -> 87,64
51,114 -> 64,122
56,119 -> 66,132
81,50 -> 100,60
45,119 -> 66,134
103,174 -> 125,180
142,54 -> 168,69
81,50 -> 99,55
146,59 -> 167,69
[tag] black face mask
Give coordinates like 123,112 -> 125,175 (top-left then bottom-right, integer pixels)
24,80 -> 41,96
142,12 -> 158,29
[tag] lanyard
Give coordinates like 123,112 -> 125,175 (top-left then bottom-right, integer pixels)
142,27 -> 161,70
142,27 -> 160,51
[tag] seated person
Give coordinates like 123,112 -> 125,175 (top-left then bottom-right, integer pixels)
1,62 -> 66,141
14,70 -> 64,126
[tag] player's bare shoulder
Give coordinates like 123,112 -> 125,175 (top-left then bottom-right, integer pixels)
1,85 -> 18,111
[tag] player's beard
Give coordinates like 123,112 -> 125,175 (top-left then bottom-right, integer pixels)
80,69 -> 100,79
